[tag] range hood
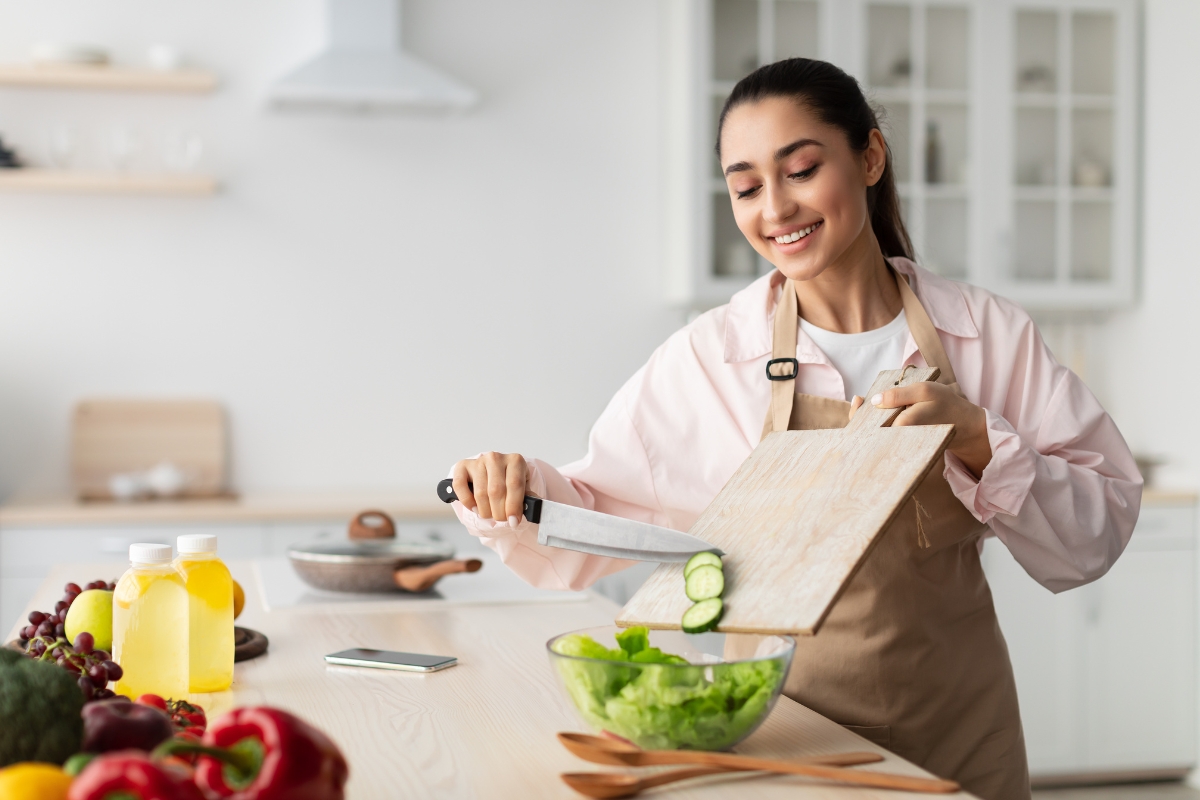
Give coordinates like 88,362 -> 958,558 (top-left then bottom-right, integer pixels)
269,0 -> 478,112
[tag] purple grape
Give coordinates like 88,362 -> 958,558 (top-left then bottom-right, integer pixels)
64,582 -> 82,595
29,639 -> 46,657
36,620 -> 54,637
94,650 -> 110,661
88,663 -> 107,683
102,661 -> 123,681
53,601 -> 68,614
78,675 -> 94,696
20,625 -> 35,640
54,623 -> 65,638
74,632 -> 94,654
28,611 -> 47,626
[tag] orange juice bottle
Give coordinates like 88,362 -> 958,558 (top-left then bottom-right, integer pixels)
174,534 -> 234,692
113,543 -> 188,699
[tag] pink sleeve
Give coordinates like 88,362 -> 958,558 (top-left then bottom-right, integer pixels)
450,371 -> 660,591
943,319 -> 1143,593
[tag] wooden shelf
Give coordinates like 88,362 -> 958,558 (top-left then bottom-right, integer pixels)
0,64 -> 216,93
0,169 -> 217,195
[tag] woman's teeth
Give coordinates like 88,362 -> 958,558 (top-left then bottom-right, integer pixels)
774,222 -> 821,244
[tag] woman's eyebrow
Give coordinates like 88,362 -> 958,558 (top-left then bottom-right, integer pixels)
723,138 -> 824,177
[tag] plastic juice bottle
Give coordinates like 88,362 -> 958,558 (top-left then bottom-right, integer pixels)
113,543 -> 189,699
174,534 -> 234,692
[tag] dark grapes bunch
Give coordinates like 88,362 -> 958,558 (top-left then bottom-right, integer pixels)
17,580 -> 123,701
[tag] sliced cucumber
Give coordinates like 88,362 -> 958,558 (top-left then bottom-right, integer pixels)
683,551 -> 723,578
681,598 -> 724,633
684,564 -> 725,602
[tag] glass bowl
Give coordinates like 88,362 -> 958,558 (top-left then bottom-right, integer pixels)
547,625 -> 794,751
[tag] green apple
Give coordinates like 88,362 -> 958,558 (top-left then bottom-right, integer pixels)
64,589 -> 113,652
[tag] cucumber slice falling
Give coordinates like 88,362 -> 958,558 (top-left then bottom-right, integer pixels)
683,551 -> 722,578
681,598 -> 724,633
684,564 -> 725,602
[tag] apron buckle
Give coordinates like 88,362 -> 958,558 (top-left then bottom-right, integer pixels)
766,357 -> 799,381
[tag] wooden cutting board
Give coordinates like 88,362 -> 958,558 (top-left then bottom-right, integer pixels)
616,367 -> 955,636
71,399 -> 228,500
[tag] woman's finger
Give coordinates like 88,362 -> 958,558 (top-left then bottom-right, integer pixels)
848,395 -> 864,421
451,461 -> 476,512
871,381 -> 939,409
484,451 -> 510,523
504,455 -> 527,525
466,458 -> 492,519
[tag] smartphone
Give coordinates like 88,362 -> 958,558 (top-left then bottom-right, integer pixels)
324,648 -> 458,673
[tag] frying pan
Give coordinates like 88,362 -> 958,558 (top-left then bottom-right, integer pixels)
288,510 -> 481,593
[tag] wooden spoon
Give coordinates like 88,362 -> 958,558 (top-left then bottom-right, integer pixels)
394,558 -> 482,592
561,766 -> 745,798
557,733 -> 959,794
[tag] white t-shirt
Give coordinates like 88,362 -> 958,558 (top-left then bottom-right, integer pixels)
799,310 -> 909,401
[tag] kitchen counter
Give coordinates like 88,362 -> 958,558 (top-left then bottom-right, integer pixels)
0,489 -> 454,526
3,488 -> 1191,528
9,562 -> 976,800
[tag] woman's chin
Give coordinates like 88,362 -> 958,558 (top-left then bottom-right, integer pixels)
774,254 -> 833,284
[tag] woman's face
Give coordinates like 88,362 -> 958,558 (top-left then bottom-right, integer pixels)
718,96 -> 887,282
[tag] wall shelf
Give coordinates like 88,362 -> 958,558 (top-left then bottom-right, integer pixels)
0,169 -> 217,195
0,65 -> 217,93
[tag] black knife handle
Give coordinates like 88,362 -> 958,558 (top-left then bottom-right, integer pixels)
436,478 -> 542,523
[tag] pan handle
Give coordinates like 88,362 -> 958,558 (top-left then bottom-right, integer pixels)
348,510 -> 396,540
436,478 -> 543,524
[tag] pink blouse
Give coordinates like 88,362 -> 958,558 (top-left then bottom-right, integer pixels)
451,258 -> 1143,594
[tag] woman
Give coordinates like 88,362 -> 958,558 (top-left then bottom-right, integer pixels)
448,59 -> 1141,799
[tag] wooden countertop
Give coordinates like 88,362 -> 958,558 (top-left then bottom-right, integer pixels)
0,490 -> 455,526
9,562 -> 977,800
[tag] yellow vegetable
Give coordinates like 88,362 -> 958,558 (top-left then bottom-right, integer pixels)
0,762 -> 73,800
232,579 -> 245,620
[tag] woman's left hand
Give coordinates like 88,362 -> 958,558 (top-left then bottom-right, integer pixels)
849,382 -> 993,478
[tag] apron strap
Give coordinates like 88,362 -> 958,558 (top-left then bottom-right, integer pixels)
894,269 -> 958,386
767,278 -> 800,435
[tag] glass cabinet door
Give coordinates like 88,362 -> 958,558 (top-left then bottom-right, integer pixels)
708,0 -> 821,284
864,1 -> 973,280
1012,7 -> 1117,288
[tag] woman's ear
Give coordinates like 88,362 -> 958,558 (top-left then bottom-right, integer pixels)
864,129 -> 887,187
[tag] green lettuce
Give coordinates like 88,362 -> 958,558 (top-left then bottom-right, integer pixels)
551,627 -> 785,750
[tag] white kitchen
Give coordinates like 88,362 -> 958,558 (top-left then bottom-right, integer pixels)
0,1 -> 1195,799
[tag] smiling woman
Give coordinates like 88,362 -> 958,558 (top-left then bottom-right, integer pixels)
447,58 -> 1141,800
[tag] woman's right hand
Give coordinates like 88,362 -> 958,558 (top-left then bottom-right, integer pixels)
451,452 -> 530,527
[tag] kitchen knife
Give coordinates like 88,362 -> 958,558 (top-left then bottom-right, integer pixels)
436,479 -> 723,562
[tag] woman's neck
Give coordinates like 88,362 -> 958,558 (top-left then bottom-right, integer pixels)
792,230 -> 902,334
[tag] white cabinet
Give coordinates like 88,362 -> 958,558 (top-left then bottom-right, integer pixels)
663,0 -> 1140,310
982,501 -> 1198,782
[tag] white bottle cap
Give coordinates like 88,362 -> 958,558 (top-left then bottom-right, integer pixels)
129,543 -> 173,564
177,534 -> 217,554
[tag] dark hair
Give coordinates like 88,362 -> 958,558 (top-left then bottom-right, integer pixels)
715,58 -> 913,261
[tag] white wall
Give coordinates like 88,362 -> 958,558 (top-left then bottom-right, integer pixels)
0,0 -> 684,496
1100,0 -> 1200,488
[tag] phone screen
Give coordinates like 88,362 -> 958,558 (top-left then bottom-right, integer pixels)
324,648 -> 458,673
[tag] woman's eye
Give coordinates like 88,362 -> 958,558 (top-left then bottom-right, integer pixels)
735,186 -> 760,199
788,165 -> 818,180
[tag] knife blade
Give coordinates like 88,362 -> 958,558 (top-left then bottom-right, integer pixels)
436,479 -> 722,562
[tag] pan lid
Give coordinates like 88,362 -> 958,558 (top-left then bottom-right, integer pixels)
287,539 -> 454,565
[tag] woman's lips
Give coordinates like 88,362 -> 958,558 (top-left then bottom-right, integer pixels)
767,220 -> 823,254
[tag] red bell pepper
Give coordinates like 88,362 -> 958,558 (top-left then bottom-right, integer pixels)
67,751 -> 205,800
189,707 -> 348,800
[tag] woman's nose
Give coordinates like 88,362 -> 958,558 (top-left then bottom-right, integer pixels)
762,184 -> 798,224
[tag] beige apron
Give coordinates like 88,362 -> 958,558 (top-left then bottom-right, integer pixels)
743,271 -> 1031,800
